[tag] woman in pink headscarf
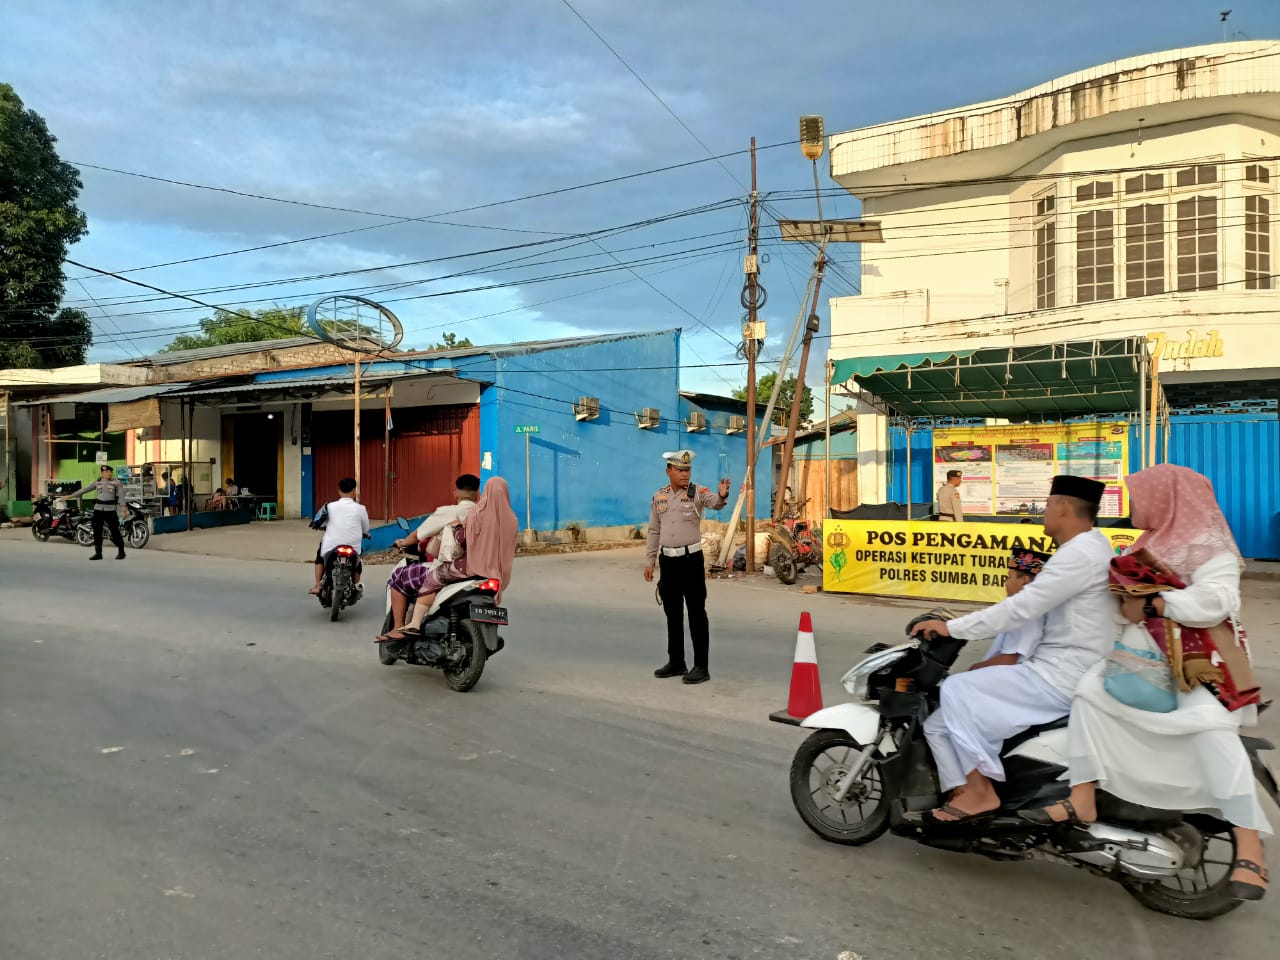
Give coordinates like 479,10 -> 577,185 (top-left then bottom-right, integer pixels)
1024,465 -> 1269,902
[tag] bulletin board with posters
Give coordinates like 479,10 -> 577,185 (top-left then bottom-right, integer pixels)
933,421 -> 1129,519
822,520 -> 1140,604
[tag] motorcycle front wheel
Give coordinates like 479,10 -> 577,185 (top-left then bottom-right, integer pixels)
127,521 -> 150,549
1122,818 -> 1241,920
789,728 -> 889,845
32,521 -> 50,542
443,620 -> 488,692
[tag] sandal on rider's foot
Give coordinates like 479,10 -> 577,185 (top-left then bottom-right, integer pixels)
1229,858 -> 1269,901
1018,798 -> 1092,828
923,803 -> 996,827
402,625 -> 422,636
379,628 -> 409,642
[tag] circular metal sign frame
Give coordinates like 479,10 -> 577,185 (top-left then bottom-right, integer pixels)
306,295 -> 404,351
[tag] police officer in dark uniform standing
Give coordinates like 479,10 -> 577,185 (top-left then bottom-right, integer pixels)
644,450 -> 730,684
67,463 -> 127,560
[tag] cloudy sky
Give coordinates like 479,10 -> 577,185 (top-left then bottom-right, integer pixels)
4,0 -> 1275,401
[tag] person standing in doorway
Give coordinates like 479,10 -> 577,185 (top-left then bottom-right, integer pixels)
937,469 -> 964,521
67,464 -> 127,560
644,450 -> 730,684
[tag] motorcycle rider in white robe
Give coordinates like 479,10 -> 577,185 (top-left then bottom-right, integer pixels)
913,475 -> 1120,825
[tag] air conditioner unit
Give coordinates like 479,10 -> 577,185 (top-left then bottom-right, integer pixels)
685,411 -> 707,433
635,407 -> 660,430
573,396 -> 601,421
727,415 -> 746,434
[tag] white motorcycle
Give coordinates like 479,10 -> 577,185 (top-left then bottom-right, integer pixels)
776,610 -> 1280,920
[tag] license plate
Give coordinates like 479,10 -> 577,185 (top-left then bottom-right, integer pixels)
470,602 -> 508,625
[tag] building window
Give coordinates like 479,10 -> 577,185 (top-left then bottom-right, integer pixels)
1175,195 -> 1217,292
1125,172 -> 1164,195
1076,209 -> 1115,303
1075,180 -> 1114,203
1246,193 -> 1272,290
1125,203 -> 1165,297
1245,163 -> 1271,185
1175,164 -> 1217,188
1034,190 -> 1056,309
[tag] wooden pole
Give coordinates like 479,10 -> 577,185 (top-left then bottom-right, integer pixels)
383,384 -> 391,520
824,362 -> 832,518
353,356 -> 362,489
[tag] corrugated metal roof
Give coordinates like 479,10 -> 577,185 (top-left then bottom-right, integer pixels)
132,337 -> 321,365
680,390 -> 749,411
167,368 -> 463,399
15,382 -> 193,406
399,329 -> 677,363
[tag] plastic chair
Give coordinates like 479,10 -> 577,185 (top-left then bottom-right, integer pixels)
257,501 -> 279,521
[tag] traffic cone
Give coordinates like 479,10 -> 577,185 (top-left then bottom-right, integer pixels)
769,611 -> 823,726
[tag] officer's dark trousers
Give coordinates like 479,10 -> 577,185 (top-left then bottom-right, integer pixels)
658,551 -> 709,669
91,508 -> 124,555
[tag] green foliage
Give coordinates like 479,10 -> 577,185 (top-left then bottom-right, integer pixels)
163,306 -> 308,351
433,332 -> 474,350
732,372 -> 813,426
0,83 -> 90,368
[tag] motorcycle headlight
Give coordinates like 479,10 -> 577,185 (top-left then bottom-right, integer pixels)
840,641 -> 919,701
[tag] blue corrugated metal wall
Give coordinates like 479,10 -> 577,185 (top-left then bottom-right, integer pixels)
887,425 -> 936,507
1161,412 -> 1280,559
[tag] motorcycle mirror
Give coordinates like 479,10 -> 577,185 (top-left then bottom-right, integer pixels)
395,517 -> 410,530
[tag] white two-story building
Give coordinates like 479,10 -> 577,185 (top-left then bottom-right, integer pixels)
827,40 -> 1280,557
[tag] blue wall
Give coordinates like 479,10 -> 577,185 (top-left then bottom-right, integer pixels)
887,424 -> 936,507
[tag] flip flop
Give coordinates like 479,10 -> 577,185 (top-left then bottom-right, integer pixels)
379,628 -> 409,642
1018,798 -> 1093,828
923,803 -> 997,827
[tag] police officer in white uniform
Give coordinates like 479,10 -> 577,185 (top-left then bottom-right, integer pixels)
644,450 -> 730,684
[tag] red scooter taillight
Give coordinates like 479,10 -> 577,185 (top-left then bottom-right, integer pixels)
336,545 -> 356,556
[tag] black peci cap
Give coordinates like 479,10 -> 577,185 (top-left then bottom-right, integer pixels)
1049,474 -> 1105,505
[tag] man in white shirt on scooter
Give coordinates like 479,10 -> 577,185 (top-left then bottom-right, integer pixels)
310,477 -> 370,595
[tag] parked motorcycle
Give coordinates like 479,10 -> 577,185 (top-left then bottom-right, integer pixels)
31,497 -> 88,544
376,517 -> 507,692
317,544 -> 363,622
767,490 -> 822,585
74,501 -> 150,550
779,610 -> 1280,920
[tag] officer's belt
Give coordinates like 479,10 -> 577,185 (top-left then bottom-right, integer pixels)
660,543 -> 702,557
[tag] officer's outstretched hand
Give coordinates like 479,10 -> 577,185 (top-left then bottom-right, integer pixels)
644,565 -> 655,582
718,477 -> 731,498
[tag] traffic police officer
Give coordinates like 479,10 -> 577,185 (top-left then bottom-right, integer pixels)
67,463 -> 127,560
644,450 -> 730,684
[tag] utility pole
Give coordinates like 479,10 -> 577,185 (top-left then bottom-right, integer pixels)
743,137 -> 762,573
353,353 -> 362,489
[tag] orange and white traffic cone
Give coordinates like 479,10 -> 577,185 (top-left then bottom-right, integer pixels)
769,611 -> 823,725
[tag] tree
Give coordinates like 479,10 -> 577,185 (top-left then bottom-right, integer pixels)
732,372 -> 812,426
0,83 -> 91,368
163,306 -> 308,351
433,332 -> 473,350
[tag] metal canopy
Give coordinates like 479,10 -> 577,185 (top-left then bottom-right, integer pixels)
15,382 -> 192,407
162,367 -> 467,404
832,338 -> 1150,419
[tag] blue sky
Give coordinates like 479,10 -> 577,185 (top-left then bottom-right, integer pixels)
3,1 -> 1277,402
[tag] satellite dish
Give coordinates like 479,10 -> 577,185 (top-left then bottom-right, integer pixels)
306,295 -> 404,351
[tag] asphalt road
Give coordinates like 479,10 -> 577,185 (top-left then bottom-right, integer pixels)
2,535 -> 1278,960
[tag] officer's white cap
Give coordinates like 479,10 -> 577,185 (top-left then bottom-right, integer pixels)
662,449 -> 695,468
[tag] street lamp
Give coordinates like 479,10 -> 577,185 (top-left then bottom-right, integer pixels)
799,115 -> 825,161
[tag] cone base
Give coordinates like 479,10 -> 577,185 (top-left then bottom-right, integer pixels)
768,710 -> 804,726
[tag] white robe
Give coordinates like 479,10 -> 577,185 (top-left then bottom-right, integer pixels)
924,530 -> 1119,791
1067,552 -> 1272,834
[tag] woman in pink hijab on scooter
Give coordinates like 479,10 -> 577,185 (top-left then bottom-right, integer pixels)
463,476 -> 520,603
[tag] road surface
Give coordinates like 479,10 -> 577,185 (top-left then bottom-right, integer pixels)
2,535 -> 1277,959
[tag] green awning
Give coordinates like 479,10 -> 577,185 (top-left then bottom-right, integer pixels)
831,350 -> 975,385
832,338 -> 1148,419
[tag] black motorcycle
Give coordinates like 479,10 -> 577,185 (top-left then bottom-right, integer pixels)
779,610 -> 1280,920
74,500 -> 150,550
318,544 -> 363,622
31,497 -> 87,544
376,518 -> 507,692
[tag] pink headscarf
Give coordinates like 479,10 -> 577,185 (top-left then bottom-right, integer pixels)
1125,464 -> 1241,578
463,476 -> 519,602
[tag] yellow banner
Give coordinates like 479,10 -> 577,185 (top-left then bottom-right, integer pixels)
822,519 -> 1140,603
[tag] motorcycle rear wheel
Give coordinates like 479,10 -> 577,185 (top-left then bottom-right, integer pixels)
1123,820 -> 1241,920
790,729 -> 889,845
329,569 -> 349,622
770,544 -> 798,585
75,524 -> 94,547
32,521 -> 50,542
443,620 -> 487,692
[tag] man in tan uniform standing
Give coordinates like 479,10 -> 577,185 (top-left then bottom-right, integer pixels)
937,469 -> 964,522
644,450 -> 730,684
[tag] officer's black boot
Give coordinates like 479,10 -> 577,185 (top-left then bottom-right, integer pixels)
653,662 -> 687,678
